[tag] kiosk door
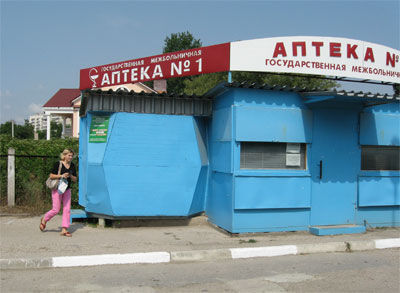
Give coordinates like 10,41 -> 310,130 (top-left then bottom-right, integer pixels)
310,108 -> 360,225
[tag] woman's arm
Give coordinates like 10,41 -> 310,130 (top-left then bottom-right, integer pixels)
70,174 -> 77,182
70,163 -> 78,182
49,173 -> 68,179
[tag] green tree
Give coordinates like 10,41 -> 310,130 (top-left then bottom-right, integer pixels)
183,72 -> 226,95
163,31 -> 202,54
161,32 -> 338,95
36,121 -> 62,139
0,120 -> 34,139
0,121 -> 13,136
162,31 -> 202,94
19,120 -> 35,139
50,121 -> 62,138
183,72 -> 338,95
37,129 -> 46,140
394,84 -> 400,95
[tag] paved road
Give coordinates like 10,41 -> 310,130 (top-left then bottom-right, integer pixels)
1,249 -> 398,292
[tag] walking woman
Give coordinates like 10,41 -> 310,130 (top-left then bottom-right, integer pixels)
40,149 -> 77,237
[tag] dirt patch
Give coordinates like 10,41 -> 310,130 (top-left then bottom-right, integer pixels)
0,205 -> 46,216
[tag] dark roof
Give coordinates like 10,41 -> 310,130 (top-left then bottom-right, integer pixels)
43,89 -> 81,108
83,88 -> 207,99
80,89 -> 212,117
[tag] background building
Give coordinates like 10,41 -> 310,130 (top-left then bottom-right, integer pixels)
42,83 -> 155,139
29,113 -> 63,132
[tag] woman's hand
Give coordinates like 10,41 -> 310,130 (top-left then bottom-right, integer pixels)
61,172 -> 70,179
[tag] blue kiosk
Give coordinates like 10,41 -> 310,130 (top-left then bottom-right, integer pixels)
78,37 -> 400,235
78,83 -> 399,235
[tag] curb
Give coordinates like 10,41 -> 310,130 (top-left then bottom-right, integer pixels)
1,238 -> 399,270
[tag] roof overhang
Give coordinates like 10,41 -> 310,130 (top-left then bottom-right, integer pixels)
78,83 -> 398,118
79,89 -> 212,117
71,95 -> 82,104
44,107 -> 74,115
204,82 -> 399,109
302,90 -> 399,106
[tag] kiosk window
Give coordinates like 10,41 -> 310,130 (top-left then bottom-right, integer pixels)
361,146 -> 400,171
240,142 -> 306,170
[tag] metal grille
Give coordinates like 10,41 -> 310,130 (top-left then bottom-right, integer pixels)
240,142 -> 306,170
361,145 -> 400,171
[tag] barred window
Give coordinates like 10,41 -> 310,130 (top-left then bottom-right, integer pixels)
361,145 -> 400,171
240,142 -> 306,170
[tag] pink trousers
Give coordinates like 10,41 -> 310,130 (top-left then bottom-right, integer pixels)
44,188 -> 71,228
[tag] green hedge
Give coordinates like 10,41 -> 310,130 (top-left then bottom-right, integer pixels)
0,135 -> 80,209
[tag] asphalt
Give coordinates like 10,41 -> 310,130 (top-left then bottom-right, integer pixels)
0,213 -> 399,269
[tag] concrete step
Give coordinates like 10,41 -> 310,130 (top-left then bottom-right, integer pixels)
70,209 -> 92,224
309,225 -> 366,236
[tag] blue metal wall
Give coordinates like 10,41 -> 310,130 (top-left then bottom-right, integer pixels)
309,107 -> 360,226
207,89 -> 313,233
357,103 -> 400,227
79,112 -> 208,217
79,87 -> 399,232
206,93 -> 234,231
206,88 -> 399,233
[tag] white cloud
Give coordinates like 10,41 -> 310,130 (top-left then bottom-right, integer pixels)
28,103 -> 43,114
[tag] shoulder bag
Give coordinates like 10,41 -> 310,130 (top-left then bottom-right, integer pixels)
45,161 -> 62,190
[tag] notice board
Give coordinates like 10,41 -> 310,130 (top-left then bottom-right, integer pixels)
89,115 -> 110,143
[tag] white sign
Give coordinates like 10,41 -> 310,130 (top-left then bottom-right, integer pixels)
286,154 -> 301,167
230,36 -> 400,84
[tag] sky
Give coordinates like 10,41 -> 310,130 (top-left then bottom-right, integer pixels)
1,0 -> 399,124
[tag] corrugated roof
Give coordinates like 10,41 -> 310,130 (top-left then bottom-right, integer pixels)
224,81 -> 313,92
302,89 -> 400,101
79,83 -> 399,118
80,89 -> 212,117
84,88 -> 208,99
208,82 -> 399,101
43,89 -> 81,108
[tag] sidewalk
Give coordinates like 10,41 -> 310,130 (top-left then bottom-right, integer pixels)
1,213 -> 399,269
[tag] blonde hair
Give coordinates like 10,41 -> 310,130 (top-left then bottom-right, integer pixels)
60,149 -> 74,160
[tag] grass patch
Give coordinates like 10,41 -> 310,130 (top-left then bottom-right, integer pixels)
239,239 -> 257,244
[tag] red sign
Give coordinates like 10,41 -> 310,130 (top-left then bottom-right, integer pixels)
80,43 -> 230,90
80,37 -> 400,89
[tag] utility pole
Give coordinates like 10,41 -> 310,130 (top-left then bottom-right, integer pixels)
8,148 -> 15,206
11,120 -> 14,138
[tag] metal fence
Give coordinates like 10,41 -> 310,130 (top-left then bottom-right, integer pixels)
0,152 -> 79,208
